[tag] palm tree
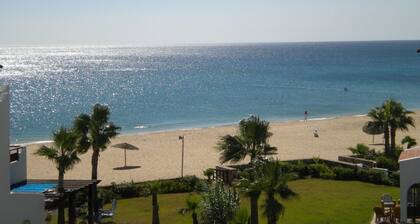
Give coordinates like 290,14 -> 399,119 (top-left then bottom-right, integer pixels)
402,136 -> 417,149
35,128 -> 81,224
368,106 -> 390,155
384,100 -> 415,150
185,194 -> 201,224
236,169 -> 263,224
150,182 -> 161,224
73,104 -> 120,180
217,116 -> 277,165
260,160 -> 295,224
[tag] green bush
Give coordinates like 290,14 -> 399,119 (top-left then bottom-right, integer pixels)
308,163 -> 335,179
389,172 -> 400,187
332,167 -> 357,180
158,176 -> 206,193
111,181 -> 141,198
347,143 -> 378,160
355,169 -> 391,185
376,156 -> 399,171
98,188 -> 116,204
289,161 -> 310,178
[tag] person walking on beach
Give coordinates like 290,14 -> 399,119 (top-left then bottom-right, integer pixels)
304,111 -> 308,121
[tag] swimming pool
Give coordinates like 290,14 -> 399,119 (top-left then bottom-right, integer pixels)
11,183 -> 56,193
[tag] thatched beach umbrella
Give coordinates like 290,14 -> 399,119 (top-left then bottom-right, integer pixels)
112,143 -> 139,167
363,121 -> 384,144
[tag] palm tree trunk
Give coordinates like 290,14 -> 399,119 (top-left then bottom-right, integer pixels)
91,149 -> 99,180
91,149 -> 100,219
152,192 -> 160,224
192,212 -> 198,224
57,169 -> 65,224
266,194 -> 276,224
384,126 -> 390,156
390,126 -> 396,152
250,195 -> 259,224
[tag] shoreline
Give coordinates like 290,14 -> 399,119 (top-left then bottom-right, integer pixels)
25,110 -> 420,186
19,113 -> 368,146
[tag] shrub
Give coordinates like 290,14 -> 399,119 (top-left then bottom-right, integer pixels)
149,176 -> 206,194
347,143 -> 378,160
376,156 -> 399,171
111,181 -> 140,198
201,182 -> 239,224
389,172 -> 400,187
203,168 -> 215,181
308,163 -> 335,179
98,188 -> 116,205
290,160 -> 310,178
332,167 -> 357,180
355,169 -> 391,185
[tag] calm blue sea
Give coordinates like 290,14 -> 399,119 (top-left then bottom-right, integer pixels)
1,41 -> 420,143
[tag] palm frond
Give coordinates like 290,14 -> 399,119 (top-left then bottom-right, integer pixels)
217,135 -> 247,164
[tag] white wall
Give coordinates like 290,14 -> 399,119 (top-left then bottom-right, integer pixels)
0,86 -> 11,195
10,146 -> 28,185
5,193 -> 45,224
399,158 -> 420,222
0,86 -> 45,224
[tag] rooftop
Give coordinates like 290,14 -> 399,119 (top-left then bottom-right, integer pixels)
399,147 -> 420,162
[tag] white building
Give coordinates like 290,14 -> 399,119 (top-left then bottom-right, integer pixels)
399,146 -> 420,223
0,86 -> 45,224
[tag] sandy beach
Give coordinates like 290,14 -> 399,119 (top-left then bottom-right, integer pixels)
26,112 -> 420,186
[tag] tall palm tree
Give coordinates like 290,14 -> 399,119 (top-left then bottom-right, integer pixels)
73,104 -> 120,180
185,194 -> 201,224
150,182 -> 161,224
384,100 -> 415,151
35,128 -> 81,224
260,160 -> 295,224
217,116 -> 277,165
368,106 -> 390,155
236,169 -> 263,224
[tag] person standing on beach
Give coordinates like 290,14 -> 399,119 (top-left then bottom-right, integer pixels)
304,111 -> 308,121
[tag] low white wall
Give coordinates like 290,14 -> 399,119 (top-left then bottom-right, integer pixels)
2,193 -> 45,224
10,146 -> 28,185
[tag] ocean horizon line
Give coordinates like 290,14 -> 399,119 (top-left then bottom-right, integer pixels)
1,39 -> 420,49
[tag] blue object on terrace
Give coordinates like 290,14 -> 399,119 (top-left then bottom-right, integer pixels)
11,183 -> 56,193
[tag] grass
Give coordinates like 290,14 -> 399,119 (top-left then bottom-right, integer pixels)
52,179 -> 399,224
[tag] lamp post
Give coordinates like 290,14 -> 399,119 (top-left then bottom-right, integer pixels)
179,135 -> 185,178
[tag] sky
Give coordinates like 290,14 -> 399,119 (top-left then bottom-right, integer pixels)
1,0 -> 420,46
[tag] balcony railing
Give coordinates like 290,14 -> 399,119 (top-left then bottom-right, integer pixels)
10,145 -> 22,163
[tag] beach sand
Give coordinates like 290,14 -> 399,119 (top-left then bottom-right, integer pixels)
26,112 -> 420,186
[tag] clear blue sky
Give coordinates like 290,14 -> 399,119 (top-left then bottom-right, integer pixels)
1,0 -> 420,46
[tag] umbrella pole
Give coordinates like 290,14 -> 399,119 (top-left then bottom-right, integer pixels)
124,148 -> 127,167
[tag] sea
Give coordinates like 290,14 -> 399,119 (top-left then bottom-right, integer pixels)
1,41 -> 420,143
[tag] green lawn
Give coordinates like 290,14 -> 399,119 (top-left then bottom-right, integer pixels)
54,179 -> 399,224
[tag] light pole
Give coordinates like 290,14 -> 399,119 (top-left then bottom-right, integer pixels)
179,135 -> 185,178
